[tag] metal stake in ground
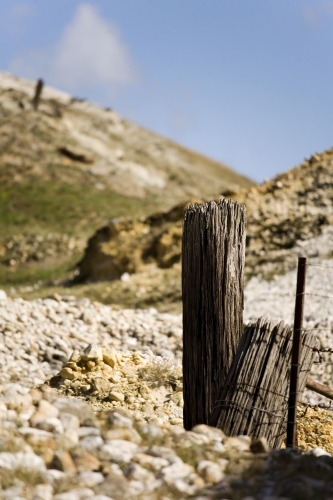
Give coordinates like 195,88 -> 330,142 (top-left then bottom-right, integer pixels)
286,256 -> 307,448
182,199 -> 246,430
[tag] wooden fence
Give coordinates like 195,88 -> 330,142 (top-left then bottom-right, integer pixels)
182,199 -> 317,447
209,318 -> 315,449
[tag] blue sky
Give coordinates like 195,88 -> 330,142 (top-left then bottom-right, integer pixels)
1,1 -> 333,182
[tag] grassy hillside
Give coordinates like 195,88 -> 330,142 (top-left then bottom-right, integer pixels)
0,72 -> 253,297
0,174 -> 158,238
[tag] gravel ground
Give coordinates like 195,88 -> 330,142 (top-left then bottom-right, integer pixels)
0,257 -> 332,404
2,380 -> 331,500
0,292 -> 182,390
1,258 -> 333,499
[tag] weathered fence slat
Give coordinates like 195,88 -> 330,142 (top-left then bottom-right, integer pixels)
182,199 -> 246,430
306,378 -> 333,400
209,318 -> 316,449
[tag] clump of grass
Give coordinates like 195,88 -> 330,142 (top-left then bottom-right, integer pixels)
137,359 -> 182,389
176,444 -> 213,468
52,474 -> 74,495
0,467 -> 43,490
0,431 -> 26,453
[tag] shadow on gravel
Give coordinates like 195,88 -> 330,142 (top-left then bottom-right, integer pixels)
200,450 -> 333,500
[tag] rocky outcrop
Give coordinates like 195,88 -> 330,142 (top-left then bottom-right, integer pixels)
233,147 -> 333,277
77,147 -> 333,283
76,201 -> 198,282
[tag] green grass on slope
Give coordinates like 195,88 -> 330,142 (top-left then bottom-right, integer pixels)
0,178 -> 160,237
0,253 -> 80,287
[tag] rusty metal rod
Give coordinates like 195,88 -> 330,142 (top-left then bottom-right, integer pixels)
286,256 -> 306,448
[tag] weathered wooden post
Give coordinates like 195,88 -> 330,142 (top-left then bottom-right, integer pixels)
182,199 -> 246,430
32,78 -> 44,111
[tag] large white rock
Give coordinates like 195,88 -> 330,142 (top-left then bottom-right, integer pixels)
53,488 -> 95,500
0,452 -> 45,472
101,439 -> 139,463
305,447 -> 332,457
32,483 -> 53,500
79,435 -> 104,453
159,457 -> 194,482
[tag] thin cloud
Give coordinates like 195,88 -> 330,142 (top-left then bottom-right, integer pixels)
304,6 -> 321,26
10,2 -> 32,19
304,1 -> 333,26
8,3 -> 138,95
51,4 -> 138,88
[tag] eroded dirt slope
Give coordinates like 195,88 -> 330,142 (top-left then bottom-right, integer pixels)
73,148 -> 333,310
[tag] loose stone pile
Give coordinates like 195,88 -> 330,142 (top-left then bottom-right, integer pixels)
297,403 -> 333,455
48,344 -> 183,426
0,234 -> 85,268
